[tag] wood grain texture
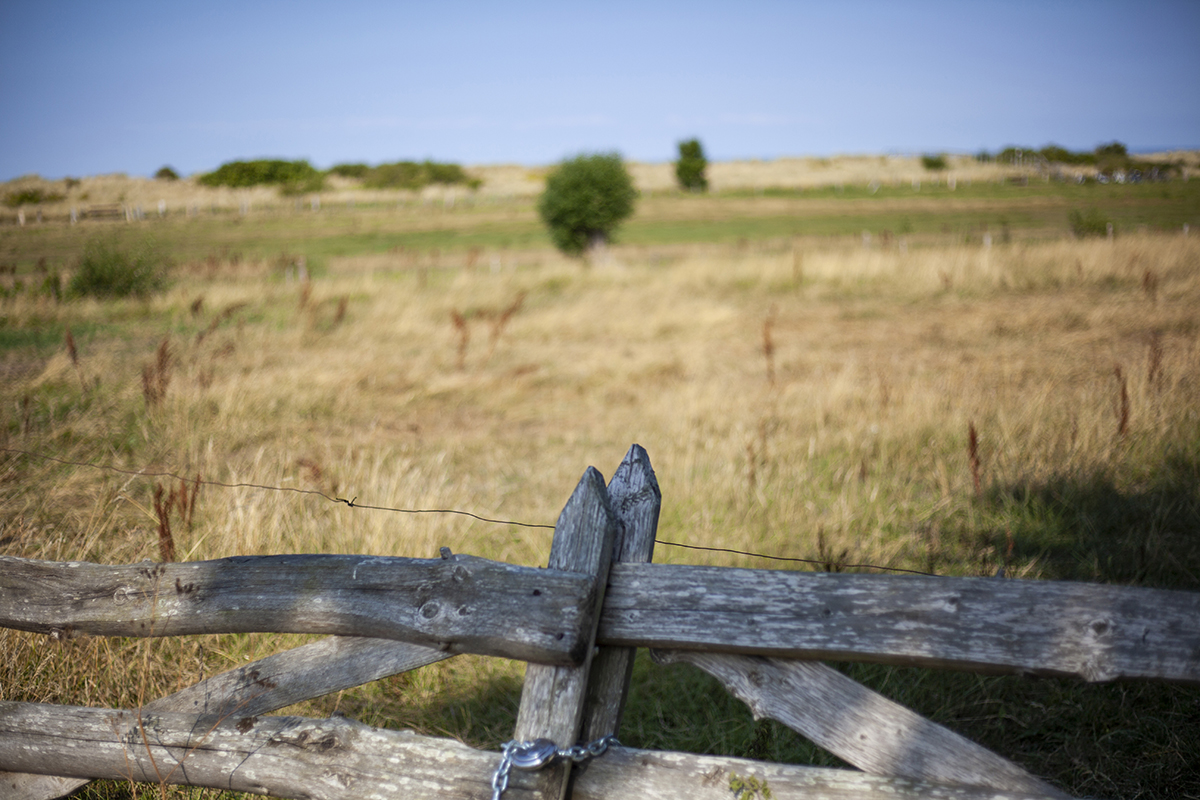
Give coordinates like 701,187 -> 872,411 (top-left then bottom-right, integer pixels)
574,746 -> 1071,800
0,553 -> 590,664
0,702 -> 1070,800
3,636 -> 452,800
653,650 -> 1071,798
600,565 -> 1200,684
0,702 -> 542,800
513,466 -> 618,800
580,444 -> 661,743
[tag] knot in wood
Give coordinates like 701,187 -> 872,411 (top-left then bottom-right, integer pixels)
269,723 -> 344,753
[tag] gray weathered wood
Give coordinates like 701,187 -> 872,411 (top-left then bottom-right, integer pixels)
6,549 -> 1197,687
0,553 -> 591,664
3,636 -> 452,800
580,444 -> 661,743
0,701 -> 542,800
0,702 -> 1070,800
513,466 -> 618,799
599,565 -> 1200,684
156,635 -> 452,717
574,746 -> 1070,800
653,650 -> 1071,798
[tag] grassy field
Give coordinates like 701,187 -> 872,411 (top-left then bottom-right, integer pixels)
2,166 -> 1199,799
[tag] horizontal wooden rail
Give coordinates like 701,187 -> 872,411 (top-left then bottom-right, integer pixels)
599,564 -> 1200,684
0,553 -> 593,665
5,556 -> 1199,684
3,636 -> 453,800
0,702 -> 1068,800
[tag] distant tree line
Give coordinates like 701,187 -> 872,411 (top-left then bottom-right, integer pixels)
975,142 -> 1174,172
974,142 -> 1187,179
198,159 -> 325,193
328,160 -> 481,190
4,187 -> 64,207
195,158 -> 479,194
975,142 -> 1127,166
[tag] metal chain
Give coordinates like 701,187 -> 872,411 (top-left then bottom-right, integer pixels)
491,735 -> 619,800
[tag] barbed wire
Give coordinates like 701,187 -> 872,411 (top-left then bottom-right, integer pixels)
0,447 -> 555,530
3,446 -> 937,575
653,540 -> 937,576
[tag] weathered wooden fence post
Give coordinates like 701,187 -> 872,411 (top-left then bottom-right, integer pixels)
511,466 -> 618,799
580,444 -> 660,743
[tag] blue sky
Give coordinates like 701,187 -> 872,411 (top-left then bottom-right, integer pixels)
2,1 -> 1197,180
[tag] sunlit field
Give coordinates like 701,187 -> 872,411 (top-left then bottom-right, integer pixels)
2,164 -> 1199,799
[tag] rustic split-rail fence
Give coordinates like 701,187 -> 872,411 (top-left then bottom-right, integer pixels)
2,445 -> 1198,799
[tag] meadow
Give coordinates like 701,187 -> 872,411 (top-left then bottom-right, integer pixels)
1,160 -> 1199,799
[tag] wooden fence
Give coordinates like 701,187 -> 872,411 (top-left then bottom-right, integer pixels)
2,444 -> 1198,800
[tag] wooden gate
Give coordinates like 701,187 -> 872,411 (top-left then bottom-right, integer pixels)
3,445 -> 1198,799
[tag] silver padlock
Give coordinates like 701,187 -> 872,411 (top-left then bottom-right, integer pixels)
508,738 -> 558,771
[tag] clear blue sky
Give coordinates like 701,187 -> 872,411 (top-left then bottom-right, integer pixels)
2,1 -> 1197,181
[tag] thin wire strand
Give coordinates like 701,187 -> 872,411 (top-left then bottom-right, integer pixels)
4,446 -> 937,574
654,539 -> 938,576
0,447 -> 556,530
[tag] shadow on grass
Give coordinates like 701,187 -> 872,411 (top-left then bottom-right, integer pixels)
621,650 -> 845,769
301,653 -> 525,751
830,661 -> 1200,800
880,448 -> 1200,797
986,449 -> 1200,590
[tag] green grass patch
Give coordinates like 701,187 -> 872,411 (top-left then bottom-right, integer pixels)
68,236 -> 171,299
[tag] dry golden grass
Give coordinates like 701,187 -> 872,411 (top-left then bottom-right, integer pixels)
2,230 -> 1198,797
3,234 -> 1197,562
630,154 -> 1003,192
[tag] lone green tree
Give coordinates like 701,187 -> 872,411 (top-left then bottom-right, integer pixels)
538,152 -> 637,257
675,138 -> 708,192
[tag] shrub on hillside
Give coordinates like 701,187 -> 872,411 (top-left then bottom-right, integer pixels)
1094,141 -> 1128,160
997,147 -> 1033,166
675,138 -> 709,192
68,236 -> 170,299
994,142 -> 1133,170
538,152 -> 637,257
1038,145 -> 1095,166
329,163 -> 370,179
361,160 -> 480,190
198,159 -> 325,194
4,187 -> 64,207
1094,141 -> 1131,173
154,166 -> 180,181
1069,208 -> 1111,238
424,161 -> 473,186
921,153 -> 948,171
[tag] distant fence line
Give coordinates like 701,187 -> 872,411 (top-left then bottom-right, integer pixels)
0,191 -> 535,228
